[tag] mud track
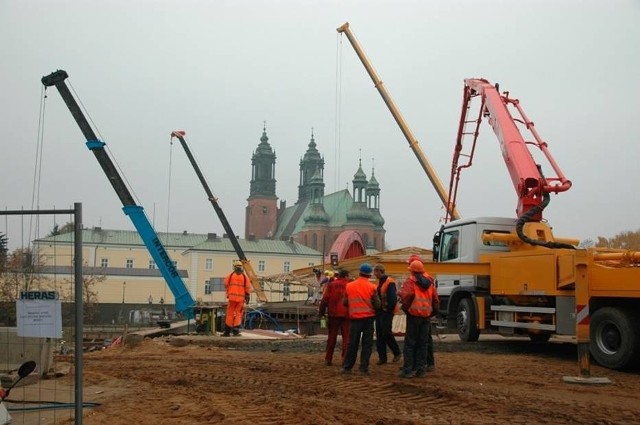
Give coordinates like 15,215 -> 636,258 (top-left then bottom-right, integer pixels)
59,335 -> 639,424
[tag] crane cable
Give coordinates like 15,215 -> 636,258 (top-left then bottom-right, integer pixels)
166,136 -> 174,246
334,32 -> 343,193
30,85 -> 48,256
66,80 -> 146,211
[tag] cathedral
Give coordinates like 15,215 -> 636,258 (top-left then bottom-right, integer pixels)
244,126 -> 386,261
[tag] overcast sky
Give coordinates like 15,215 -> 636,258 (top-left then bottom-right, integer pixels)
1,0 -> 638,252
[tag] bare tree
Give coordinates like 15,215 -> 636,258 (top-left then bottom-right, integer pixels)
596,229 -> 640,250
59,270 -> 104,324
0,232 -> 7,273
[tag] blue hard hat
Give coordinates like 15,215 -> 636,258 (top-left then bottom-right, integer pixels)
359,263 -> 373,275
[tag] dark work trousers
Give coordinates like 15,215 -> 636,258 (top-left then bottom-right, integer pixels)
325,316 -> 350,364
401,314 -> 432,374
375,311 -> 401,362
343,316 -> 375,372
427,320 -> 435,367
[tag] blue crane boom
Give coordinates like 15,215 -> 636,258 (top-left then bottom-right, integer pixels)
41,70 -> 196,319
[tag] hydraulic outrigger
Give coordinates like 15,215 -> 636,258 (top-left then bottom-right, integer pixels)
170,131 -> 268,303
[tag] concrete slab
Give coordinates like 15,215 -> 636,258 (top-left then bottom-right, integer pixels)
562,375 -> 611,385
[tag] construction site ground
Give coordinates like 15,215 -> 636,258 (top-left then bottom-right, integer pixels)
11,331 -> 640,425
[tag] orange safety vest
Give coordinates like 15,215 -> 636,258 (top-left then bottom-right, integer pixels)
407,280 -> 435,318
224,272 -> 251,302
380,278 -> 400,314
346,276 -> 377,319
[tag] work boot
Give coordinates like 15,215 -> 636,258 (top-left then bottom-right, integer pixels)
376,359 -> 387,366
426,364 -> 435,372
325,360 -> 333,366
359,369 -> 370,376
221,332 -> 230,337
392,353 -> 402,363
399,370 -> 414,379
340,367 -> 352,374
414,370 -> 427,378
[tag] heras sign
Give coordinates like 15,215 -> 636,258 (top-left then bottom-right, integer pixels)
20,291 -> 58,300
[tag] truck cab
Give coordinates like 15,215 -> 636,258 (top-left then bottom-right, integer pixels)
433,217 -> 514,339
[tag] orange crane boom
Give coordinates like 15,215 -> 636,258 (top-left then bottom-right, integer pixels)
337,22 -> 461,221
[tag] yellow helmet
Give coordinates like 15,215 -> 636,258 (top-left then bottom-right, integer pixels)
233,260 -> 243,268
324,270 -> 335,278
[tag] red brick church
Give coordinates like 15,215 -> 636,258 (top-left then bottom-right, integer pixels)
244,126 -> 386,261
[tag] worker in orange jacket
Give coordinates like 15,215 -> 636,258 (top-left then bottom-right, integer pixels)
341,263 -> 381,375
223,260 -> 252,337
398,260 -> 439,378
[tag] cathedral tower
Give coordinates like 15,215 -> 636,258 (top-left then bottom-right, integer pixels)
245,125 -> 278,239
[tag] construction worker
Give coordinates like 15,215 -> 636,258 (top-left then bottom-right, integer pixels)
373,264 -> 402,365
318,268 -> 350,366
341,263 -> 380,375
398,260 -> 439,378
404,253 -> 436,370
223,260 -> 251,337
320,269 -> 335,294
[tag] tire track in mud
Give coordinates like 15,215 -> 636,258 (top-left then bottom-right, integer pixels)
81,339 -> 640,424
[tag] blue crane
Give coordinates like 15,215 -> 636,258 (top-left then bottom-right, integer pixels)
41,70 -> 196,319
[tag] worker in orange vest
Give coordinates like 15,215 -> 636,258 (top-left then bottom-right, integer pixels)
404,253 -> 436,370
223,260 -> 252,337
340,263 -> 381,375
398,260 -> 439,378
373,263 -> 402,365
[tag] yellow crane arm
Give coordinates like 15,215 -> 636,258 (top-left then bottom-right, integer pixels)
336,22 -> 461,221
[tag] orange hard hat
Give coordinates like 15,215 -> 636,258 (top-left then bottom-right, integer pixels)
406,254 -> 422,264
408,260 -> 425,273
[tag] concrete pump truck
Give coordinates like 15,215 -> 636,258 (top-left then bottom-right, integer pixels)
338,22 -> 640,371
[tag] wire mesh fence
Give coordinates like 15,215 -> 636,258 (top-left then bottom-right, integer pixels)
1,205 -> 86,424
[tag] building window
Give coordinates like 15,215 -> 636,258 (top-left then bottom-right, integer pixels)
212,278 -> 224,291
283,261 -> 291,272
205,258 -> 213,270
258,260 -> 266,272
100,258 -> 108,268
312,234 -> 318,250
262,206 -> 268,214
148,260 -> 156,269
126,259 -> 134,269
308,262 -> 314,267
283,283 -> 291,299
205,278 -> 225,294
172,260 -> 177,268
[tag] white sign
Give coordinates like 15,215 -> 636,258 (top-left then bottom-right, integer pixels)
16,298 -> 63,338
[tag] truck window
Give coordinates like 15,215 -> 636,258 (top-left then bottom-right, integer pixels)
441,231 -> 459,261
482,230 -> 510,247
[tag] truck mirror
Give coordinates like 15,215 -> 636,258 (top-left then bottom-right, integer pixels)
432,231 -> 441,261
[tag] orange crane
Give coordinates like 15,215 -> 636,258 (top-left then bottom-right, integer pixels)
336,22 -> 461,222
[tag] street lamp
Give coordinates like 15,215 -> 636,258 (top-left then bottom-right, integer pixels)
118,281 -> 127,324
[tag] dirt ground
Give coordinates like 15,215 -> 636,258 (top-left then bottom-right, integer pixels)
11,332 -> 640,425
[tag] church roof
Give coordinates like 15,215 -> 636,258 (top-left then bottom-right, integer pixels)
274,189 -> 354,239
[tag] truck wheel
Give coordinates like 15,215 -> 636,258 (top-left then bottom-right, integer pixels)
590,307 -> 640,370
457,298 -> 480,342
